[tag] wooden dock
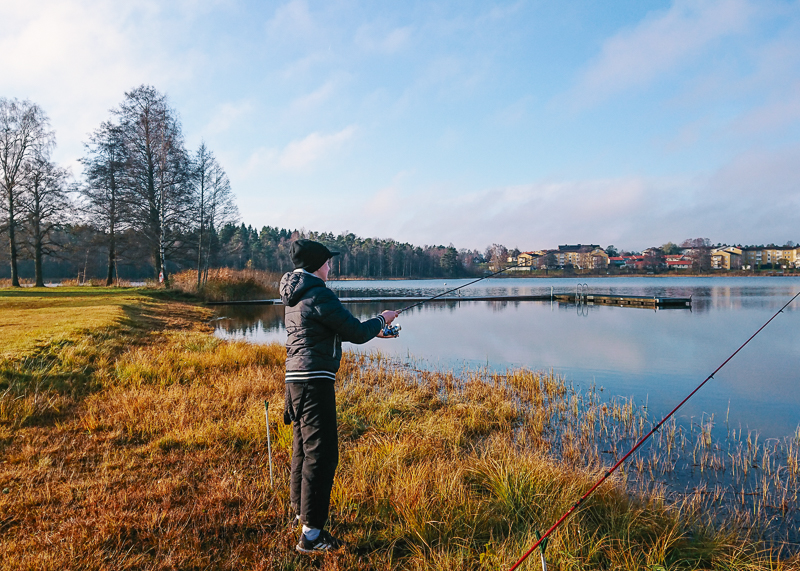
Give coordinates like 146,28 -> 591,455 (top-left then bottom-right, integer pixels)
207,293 -> 691,308
553,293 -> 691,307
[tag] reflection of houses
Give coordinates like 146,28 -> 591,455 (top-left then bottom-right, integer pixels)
741,246 -> 800,269
710,246 -> 742,270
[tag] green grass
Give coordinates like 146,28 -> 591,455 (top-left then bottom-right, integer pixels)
0,287 -> 145,356
0,289 -> 796,570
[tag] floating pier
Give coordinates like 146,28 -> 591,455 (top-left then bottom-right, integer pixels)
554,293 -> 691,308
207,293 -> 691,308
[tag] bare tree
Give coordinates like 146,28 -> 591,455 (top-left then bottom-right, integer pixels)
191,143 -> 237,286
488,243 -> 509,271
80,121 -> 127,285
19,155 -> 72,287
681,237 -> 712,272
114,85 -> 192,285
201,160 -> 237,283
0,98 -> 54,286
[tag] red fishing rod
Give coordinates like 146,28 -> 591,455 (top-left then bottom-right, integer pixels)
508,290 -> 800,571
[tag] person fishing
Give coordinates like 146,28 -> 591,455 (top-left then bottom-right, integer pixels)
281,239 -> 399,554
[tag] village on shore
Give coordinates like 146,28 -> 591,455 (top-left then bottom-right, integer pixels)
500,242 -> 800,273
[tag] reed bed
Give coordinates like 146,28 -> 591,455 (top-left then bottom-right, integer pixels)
170,268 -> 281,302
0,291 -> 797,569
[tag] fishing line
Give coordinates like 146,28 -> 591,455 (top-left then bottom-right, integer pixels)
396,263 -> 522,314
507,290 -> 800,571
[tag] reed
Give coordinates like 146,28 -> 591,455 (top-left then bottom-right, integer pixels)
170,268 -> 281,302
0,289 -> 797,570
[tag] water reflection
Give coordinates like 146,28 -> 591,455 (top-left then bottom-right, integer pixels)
215,277 -> 800,439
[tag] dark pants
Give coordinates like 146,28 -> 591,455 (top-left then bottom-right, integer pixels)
287,380 -> 339,530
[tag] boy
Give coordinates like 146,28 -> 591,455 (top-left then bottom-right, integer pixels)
281,239 -> 398,553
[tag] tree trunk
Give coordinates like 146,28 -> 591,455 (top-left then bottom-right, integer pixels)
34,192 -> 43,288
34,236 -> 43,287
106,180 -> 117,286
106,230 -> 115,286
7,191 -> 19,287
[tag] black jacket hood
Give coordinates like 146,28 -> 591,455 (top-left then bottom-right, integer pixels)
280,271 -> 325,307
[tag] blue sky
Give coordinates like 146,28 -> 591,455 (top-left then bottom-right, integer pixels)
2,0 -> 799,250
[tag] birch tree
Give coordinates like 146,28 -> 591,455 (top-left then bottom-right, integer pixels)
20,155 -> 71,287
0,98 -> 54,286
192,142 -> 213,287
114,85 -> 191,285
200,158 -> 237,283
80,122 -> 127,285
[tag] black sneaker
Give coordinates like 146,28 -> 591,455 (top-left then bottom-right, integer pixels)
296,529 -> 344,554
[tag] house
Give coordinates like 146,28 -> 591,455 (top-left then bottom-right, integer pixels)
555,244 -> 608,269
666,259 -> 691,270
516,252 -> 541,267
741,246 -> 800,269
710,246 -> 743,270
608,256 -> 626,268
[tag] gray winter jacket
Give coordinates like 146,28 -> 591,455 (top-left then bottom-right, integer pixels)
280,271 -> 385,381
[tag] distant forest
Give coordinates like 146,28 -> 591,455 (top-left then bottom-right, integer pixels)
0,222 -> 487,281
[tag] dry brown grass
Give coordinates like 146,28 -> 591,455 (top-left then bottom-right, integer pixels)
0,291 -> 797,570
171,268 -> 281,302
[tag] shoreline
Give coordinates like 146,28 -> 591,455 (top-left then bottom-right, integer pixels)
329,272 -> 800,281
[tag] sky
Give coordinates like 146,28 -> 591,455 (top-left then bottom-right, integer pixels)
1,0 -> 799,251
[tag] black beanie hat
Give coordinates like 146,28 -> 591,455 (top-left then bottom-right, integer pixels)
290,239 -> 339,272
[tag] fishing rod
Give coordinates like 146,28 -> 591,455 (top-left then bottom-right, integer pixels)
397,263 -> 523,314
507,290 -> 800,571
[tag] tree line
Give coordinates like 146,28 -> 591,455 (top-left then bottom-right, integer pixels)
1,87 -> 237,286
212,224 -> 486,278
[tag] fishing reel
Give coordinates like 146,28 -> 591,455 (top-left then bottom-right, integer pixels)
381,324 -> 401,338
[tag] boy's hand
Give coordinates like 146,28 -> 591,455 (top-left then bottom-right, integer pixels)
381,310 -> 399,324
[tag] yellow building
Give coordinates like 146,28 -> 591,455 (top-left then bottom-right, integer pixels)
742,246 -> 800,269
710,246 -> 742,270
516,252 -> 541,267
555,245 -> 608,269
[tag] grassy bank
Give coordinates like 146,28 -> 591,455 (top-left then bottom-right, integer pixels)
0,288 -> 796,570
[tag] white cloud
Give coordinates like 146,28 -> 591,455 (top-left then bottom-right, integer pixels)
331,143 -> 800,251
355,24 -> 413,54
279,126 -> 357,169
571,0 -> 755,106
241,126 -> 358,175
287,79 -> 340,113
266,0 -> 315,39
731,87 -> 800,135
204,100 -> 254,135
0,0 -> 197,169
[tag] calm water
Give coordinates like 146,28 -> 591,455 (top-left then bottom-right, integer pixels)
214,277 -> 800,439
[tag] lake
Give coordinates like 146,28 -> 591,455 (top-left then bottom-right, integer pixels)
213,276 -> 800,440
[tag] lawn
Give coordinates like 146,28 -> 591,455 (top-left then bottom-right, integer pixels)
0,287 -> 144,357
